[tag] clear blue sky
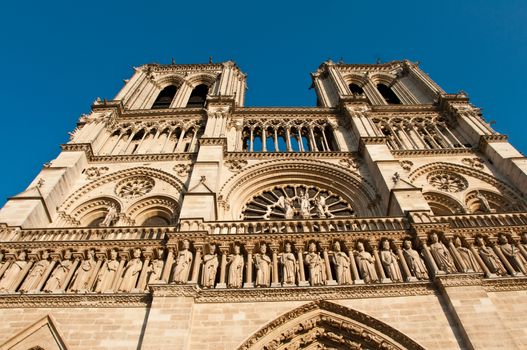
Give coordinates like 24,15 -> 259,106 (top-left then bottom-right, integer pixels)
0,0 -> 526,206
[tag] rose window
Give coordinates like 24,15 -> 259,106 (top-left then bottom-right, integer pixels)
427,173 -> 468,193
115,176 -> 155,199
241,185 -> 354,221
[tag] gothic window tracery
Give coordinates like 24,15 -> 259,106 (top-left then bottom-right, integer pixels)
241,185 -> 354,220
97,121 -> 202,155
427,172 -> 468,193
241,119 -> 339,153
373,116 -> 466,151
115,176 -> 155,199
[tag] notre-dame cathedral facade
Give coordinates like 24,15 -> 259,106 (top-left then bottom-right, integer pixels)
0,60 -> 526,350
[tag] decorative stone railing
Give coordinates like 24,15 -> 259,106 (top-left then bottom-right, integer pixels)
179,217 -> 410,235
0,226 -> 172,242
429,212 -> 527,229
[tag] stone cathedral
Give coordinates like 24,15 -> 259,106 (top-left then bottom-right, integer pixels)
1,59 -> 527,350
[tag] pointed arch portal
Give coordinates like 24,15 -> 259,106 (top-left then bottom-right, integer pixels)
238,300 -> 424,350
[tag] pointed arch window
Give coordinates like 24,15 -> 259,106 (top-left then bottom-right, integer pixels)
377,83 -> 401,104
186,84 -> 208,108
152,85 -> 178,109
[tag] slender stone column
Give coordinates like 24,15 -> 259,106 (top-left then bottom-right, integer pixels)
448,239 -> 468,273
0,260 -> 12,281
190,246 -> 202,284
11,257 -> 34,292
321,245 -> 336,285
87,253 -> 105,291
395,243 -> 416,282
243,244 -> 254,288
469,243 -> 494,278
35,258 -> 57,293
371,243 -> 390,283
295,245 -> 309,287
161,248 -> 175,283
137,251 -> 153,291
346,243 -> 363,284
216,247 -> 228,289
111,252 -> 128,290
63,256 -> 81,292
270,245 -> 281,287
492,244 -> 516,276
421,240 -> 440,277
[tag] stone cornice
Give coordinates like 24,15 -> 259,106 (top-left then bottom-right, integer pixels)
149,282 -> 435,302
60,143 -> 196,163
233,107 -> 337,115
0,293 -> 151,308
391,148 -> 475,157
225,151 -> 357,160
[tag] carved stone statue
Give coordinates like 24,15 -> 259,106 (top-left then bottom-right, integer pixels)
70,250 -> 96,293
402,240 -> 428,280
453,237 -> 481,272
95,249 -> 119,293
314,194 -> 333,219
0,251 -> 28,292
278,196 -> 295,220
19,251 -> 51,293
331,241 -> 352,285
227,244 -> 244,288
305,242 -> 325,286
99,204 -> 118,227
118,248 -> 143,292
147,249 -> 165,285
355,242 -> 378,283
380,241 -> 402,282
254,243 -> 272,287
280,243 -> 296,286
475,237 -> 507,276
429,233 -> 456,273
172,240 -> 193,284
44,250 -> 73,292
299,189 -> 311,219
201,244 -> 219,288
498,235 -> 527,274
475,191 -> 493,213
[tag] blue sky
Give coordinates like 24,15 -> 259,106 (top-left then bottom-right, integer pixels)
0,0 -> 526,206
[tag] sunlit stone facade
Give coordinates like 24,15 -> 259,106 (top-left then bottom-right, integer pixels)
0,60 -> 527,349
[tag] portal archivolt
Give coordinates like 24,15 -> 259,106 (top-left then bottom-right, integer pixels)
238,300 -> 424,350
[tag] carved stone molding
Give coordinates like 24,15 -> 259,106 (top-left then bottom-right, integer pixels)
149,283 -> 434,303
434,273 -> 484,288
0,293 -> 151,308
225,151 -> 355,160
483,276 -> 527,292
84,166 -> 109,180
225,159 -> 248,173
173,163 -> 192,177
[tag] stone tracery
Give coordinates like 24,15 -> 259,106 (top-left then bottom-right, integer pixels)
242,185 -> 354,221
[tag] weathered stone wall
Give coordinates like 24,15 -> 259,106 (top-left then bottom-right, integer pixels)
0,307 -> 147,350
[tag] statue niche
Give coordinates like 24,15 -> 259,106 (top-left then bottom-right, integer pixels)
241,185 -> 354,221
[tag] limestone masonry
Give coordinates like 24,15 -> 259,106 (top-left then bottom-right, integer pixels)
0,60 -> 526,349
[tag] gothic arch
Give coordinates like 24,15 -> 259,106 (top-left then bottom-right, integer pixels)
342,73 -> 368,88
219,160 -> 380,219
60,167 -> 186,212
409,162 -> 524,204
126,195 -> 180,226
369,72 -> 397,86
185,72 -> 218,88
237,300 -> 425,350
70,196 -> 122,226
423,191 -> 466,215
464,189 -> 517,213
154,74 -> 186,89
